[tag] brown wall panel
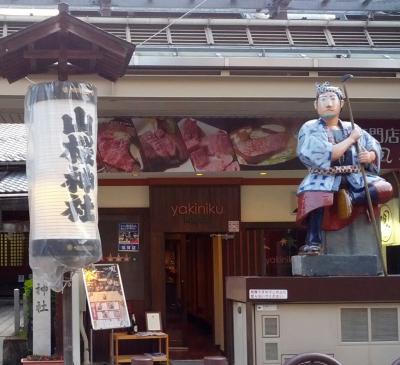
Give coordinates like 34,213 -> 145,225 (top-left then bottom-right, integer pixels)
150,185 -> 240,233
99,208 -> 150,302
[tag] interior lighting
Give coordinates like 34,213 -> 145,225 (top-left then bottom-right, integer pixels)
259,172 -> 267,176
196,173 -> 204,176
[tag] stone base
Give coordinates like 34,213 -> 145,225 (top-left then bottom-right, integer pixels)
291,255 -> 380,276
3,336 -> 28,365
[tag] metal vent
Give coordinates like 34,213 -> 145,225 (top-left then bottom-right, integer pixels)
95,24 -> 127,40
371,308 -> 399,341
170,26 -> 208,45
289,27 -> 328,46
264,342 -> 278,361
330,28 -> 370,47
263,316 -> 279,337
130,25 -> 168,45
341,308 -> 369,342
368,28 -> 400,48
212,26 -> 249,45
249,26 -> 289,46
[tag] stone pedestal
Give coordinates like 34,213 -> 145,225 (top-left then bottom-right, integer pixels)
292,213 -> 383,276
292,255 -> 379,276
3,337 -> 28,365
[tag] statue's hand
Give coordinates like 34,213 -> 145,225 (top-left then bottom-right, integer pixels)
358,150 -> 375,164
349,127 -> 361,144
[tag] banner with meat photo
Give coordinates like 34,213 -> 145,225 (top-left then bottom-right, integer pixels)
97,118 -> 142,173
229,122 -> 298,168
132,118 -> 191,172
96,117 -> 302,173
178,118 -> 240,172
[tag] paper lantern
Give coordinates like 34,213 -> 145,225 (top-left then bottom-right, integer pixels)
25,81 -> 102,291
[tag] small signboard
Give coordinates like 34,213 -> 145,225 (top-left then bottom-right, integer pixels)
249,289 -> 288,300
82,264 -> 131,330
118,223 -> 140,252
228,220 -> 240,233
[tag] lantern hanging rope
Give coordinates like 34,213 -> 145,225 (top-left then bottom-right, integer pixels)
25,81 -> 102,292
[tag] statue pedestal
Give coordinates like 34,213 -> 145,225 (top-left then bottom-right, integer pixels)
292,212 -> 383,276
292,255 -> 379,276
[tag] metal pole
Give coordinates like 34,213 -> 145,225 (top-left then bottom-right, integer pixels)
63,274 -> 74,364
341,74 -> 387,276
90,328 -> 94,364
14,288 -> 20,335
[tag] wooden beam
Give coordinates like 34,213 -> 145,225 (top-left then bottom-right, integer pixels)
88,44 -> 99,72
0,21 -> 61,55
23,49 -> 102,60
58,28 -> 68,81
27,44 -> 37,72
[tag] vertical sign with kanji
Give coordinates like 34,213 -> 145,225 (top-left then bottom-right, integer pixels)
32,273 -> 51,355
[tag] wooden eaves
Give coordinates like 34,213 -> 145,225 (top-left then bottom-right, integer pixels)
0,4 -> 135,83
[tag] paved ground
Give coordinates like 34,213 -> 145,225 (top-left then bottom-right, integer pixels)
0,298 -> 22,365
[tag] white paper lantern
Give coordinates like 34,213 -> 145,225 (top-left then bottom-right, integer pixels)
25,81 -> 102,291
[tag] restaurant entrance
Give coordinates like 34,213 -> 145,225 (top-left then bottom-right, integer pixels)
164,232 -> 223,359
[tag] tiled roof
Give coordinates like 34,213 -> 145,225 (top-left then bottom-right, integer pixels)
0,123 -> 26,162
0,171 -> 27,194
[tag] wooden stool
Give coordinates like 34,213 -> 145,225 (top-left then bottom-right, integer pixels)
204,356 -> 228,365
131,355 -> 153,364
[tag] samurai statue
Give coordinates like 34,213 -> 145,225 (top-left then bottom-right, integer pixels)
296,82 -> 393,255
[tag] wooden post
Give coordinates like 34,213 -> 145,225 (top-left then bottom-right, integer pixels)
63,275 -> 73,364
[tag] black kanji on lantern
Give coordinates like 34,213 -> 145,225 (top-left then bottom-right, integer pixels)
60,106 -> 96,223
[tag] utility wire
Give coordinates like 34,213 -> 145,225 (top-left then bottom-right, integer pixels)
136,0 -> 210,47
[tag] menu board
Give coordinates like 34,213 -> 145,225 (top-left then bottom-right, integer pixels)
82,264 -> 130,330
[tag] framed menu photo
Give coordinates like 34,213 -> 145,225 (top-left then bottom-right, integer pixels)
146,311 -> 162,331
82,264 -> 130,330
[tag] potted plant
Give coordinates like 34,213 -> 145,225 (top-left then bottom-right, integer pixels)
21,354 -> 63,364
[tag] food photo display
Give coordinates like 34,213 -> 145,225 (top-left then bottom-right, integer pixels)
97,117 -> 301,173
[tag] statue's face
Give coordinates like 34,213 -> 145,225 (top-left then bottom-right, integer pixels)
314,91 -> 344,119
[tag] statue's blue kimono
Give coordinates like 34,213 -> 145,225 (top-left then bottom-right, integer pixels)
297,118 -> 382,194
296,118 -> 391,232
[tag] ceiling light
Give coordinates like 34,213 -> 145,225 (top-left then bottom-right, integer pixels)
196,173 -> 204,176
259,172 -> 267,176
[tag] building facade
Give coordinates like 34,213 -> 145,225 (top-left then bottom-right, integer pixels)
0,1 -> 399,362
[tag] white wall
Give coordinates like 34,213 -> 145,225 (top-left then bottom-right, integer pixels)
241,185 -> 297,222
98,184 -> 298,221
254,303 -> 400,365
98,186 -> 149,208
